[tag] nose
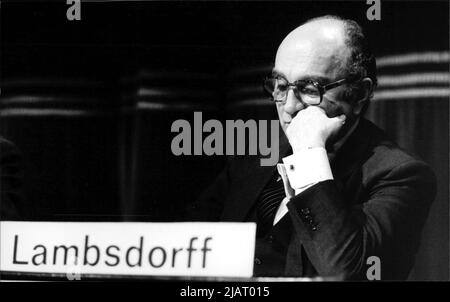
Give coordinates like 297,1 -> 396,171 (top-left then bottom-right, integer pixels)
283,89 -> 306,116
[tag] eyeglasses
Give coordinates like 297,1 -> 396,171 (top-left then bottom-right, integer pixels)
263,75 -> 349,105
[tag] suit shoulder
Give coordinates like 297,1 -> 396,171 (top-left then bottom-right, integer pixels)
362,121 -> 435,182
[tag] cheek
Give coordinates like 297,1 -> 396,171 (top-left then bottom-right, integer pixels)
339,101 -> 355,117
319,101 -> 343,118
275,105 -> 289,132
276,103 -> 284,116
321,96 -> 353,118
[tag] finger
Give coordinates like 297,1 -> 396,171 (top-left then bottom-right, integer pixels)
330,114 -> 347,125
305,105 -> 326,115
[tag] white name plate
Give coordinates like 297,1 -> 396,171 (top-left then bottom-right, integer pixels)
0,221 -> 256,278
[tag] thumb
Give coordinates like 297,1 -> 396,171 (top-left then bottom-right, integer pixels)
331,114 -> 347,125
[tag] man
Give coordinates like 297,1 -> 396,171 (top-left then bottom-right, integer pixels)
185,15 -> 436,280
0,136 -> 24,220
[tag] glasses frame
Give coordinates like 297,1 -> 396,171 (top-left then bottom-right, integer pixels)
263,75 -> 349,105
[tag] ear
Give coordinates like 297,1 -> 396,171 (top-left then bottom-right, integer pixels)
352,78 -> 373,116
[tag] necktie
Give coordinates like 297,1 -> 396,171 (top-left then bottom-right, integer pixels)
256,173 -> 285,235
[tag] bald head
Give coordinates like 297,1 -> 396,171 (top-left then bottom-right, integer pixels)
275,17 -> 351,82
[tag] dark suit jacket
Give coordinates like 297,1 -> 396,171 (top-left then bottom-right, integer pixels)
185,118 -> 437,280
0,137 -> 24,220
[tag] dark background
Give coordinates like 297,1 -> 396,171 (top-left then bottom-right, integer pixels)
0,0 -> 448,280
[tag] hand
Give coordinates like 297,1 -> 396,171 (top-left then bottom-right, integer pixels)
285,106 -> 346,153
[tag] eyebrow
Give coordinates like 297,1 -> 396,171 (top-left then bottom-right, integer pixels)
271,69 -> 331,85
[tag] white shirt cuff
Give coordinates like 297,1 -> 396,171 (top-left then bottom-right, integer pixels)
282,147 -> 333,191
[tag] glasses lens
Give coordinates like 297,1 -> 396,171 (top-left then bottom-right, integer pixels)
263,78 -> 275,93
295,82 -> 321,105
264,77 -> 322,104
264,77 -> 288,102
